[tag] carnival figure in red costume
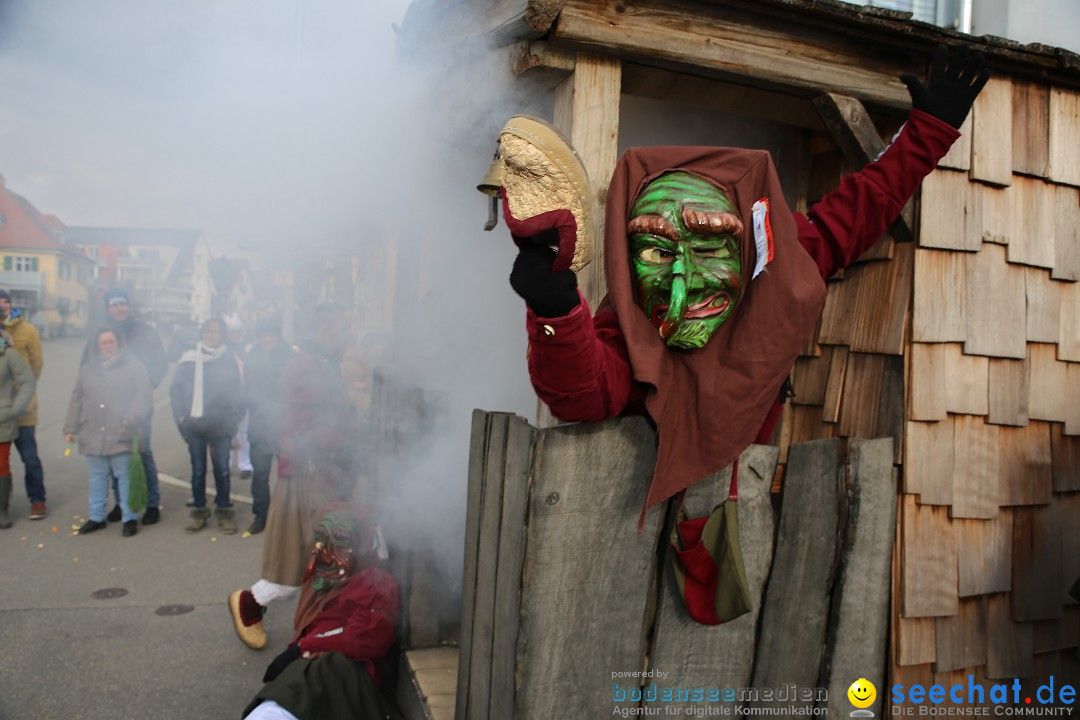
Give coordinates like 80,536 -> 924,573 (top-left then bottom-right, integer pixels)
487,45 -> 989,624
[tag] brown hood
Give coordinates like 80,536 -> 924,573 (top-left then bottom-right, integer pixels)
603,147 -> 827,518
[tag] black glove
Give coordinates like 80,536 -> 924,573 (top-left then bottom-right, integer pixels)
900,44 -> 991,129
263,643 -> 302,683
509,242 -> 580,318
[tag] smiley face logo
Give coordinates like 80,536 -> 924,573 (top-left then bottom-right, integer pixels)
847,678 -> 876,709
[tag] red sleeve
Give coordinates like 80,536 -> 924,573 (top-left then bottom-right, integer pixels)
525,292 -> 637,422
297,568 -> 399,663
796,109 -> 960,279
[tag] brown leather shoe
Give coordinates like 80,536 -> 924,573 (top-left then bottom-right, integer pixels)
29,502 -> 47,520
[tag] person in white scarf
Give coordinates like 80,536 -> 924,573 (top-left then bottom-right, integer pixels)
169,318 -> 246,534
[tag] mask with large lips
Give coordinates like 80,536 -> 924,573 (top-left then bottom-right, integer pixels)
302,510 -> 362,592
629,171 -> 743,350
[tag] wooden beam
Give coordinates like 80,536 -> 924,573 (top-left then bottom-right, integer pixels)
484,0 -> 567,45
813,92 -> 914,242
552,0 -> 915,111
553,53 -> 620,309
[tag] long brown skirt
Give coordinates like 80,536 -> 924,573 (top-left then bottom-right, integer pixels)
260,471 -> 326,586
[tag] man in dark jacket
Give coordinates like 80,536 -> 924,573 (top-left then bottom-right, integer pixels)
82,288 -> 169,525
242,319 -> 294,535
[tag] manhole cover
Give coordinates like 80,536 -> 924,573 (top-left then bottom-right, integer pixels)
91,587 -> 129,600
155,604 -> 194,616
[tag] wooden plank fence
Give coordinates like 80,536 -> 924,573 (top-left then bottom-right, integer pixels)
456,412 -> 899,719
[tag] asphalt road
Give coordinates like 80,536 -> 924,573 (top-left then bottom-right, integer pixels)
0,336 -> 293,720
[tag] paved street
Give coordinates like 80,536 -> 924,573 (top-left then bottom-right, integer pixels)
0,336 -> 293,720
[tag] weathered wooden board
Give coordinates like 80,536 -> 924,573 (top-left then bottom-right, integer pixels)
1011,506 -> 1064,622
903,420 -> 954,506
647,445 -> 779,699
986,593 -> 1035,680
818,277 -> 857,347
901,494 -> 958,617
1051,424 -> 1080,492
1028,344 -> 1069,423
793,351 -> 829,407
1057,492 -> 1080,606
944,344 -> 989,416
909,343 -> 947,421
752,439 -> 840,699
957,513 -> 1013,597
848,242 -> 914,355
896,616 -> 937,667
913,249 -> 966,342
1007,175 -> 1056,269
482,0 -> 567,43
1052,185 -> 1080,282
838,352 -> 885,437
489,417 -> 536,719
933,597 -> 988,673
1059,277 -> 1080,362
515,416 -> 664,719
938,113 -> 971,171
553,0 -> 914,109
813,92 -> 914,243
460,412 -> 510,720
987,358 -> 1030,427
822,345 -> 849,424
823,440 -> 895,719
1012,80 -> 1050,178
974,183 -> 1011,245
1026,267 -> 1061,343
1033,606 -> 1080,653
998,422 -> 1053,506
971,75 -> 1013,187
554,52 -> 620,309
964,244 -> 1027,359
1047,87 -> 1080,187
919,169 -> 980,251
951,415 -> 1001,519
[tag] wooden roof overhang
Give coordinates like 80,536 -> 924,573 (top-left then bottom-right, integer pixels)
483,0 -> 1080,115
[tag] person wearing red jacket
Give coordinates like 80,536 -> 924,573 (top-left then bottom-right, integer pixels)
505,44 -> 989,521
242,505 -> 399,720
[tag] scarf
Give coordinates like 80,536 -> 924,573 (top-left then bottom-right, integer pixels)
178,342 -> 227,418
603,147 -> 827,522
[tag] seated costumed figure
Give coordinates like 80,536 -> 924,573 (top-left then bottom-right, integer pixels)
485,45 -> 989,625
243,505 -> 399,720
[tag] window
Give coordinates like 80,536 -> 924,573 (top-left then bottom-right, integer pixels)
59,261 -> 71,280
4,256 -> 39,272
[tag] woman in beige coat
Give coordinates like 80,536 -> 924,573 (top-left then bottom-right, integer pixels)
0,331 -> 36,529
64,328 -> 151,537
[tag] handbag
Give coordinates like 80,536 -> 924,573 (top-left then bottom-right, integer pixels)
669,460 -> 752,625
128,432 -> 148,512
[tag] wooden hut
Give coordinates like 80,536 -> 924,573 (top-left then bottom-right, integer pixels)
392,0 -> 1080,715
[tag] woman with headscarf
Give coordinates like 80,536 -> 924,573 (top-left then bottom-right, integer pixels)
170,317 -> 245,534
65,327 -> 150,537
240,504 -> 399,720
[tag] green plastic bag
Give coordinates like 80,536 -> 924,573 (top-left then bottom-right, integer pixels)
128,432 -> 148,512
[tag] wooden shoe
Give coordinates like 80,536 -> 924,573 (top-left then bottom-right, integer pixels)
228,590 -> 267,650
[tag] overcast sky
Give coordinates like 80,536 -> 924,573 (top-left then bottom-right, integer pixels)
0,0 -> 413,252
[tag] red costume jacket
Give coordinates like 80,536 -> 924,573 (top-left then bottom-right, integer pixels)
294,565 -> 399,685
523,109 -> 959,438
